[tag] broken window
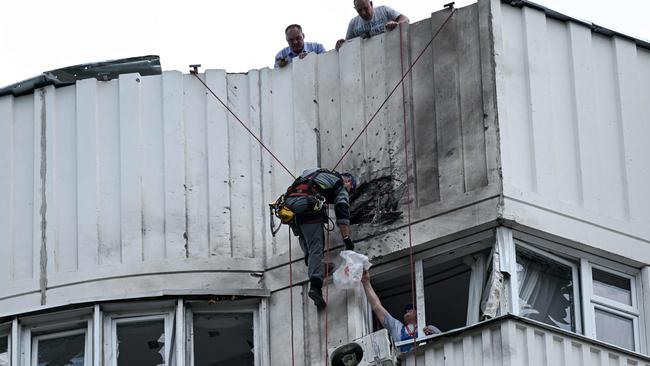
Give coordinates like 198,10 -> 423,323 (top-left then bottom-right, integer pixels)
116,319 -> 166,366
192,313 -> 254,366
33,330 -> 87,366
0,335 -> 8,366
516,247 -> 577,332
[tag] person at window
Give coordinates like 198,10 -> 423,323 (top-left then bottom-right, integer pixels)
283,168 -> 357,310
335,0 -> 409,50
361,270 -> 441,352
275,24 -> 326,68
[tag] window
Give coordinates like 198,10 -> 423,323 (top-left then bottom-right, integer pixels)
116,318 -> 166,365
367,236 -> 493,346
583,263 -> 640,351
19,309 -> 93,366
515,245 -> 579,332
103,303 -> 175,366
32,329 -> 88,366
422,256 -> 473,331
192,313 -> 254,366
0,333 -> 8,366
186,300 -> 259,366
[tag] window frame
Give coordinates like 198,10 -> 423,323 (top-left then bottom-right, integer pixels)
185,299 -> 262,366
19,308 -> 94,366
30,327 -> 91,366
512,240 -> 583,333
367,231 -> 494,348
102,304 -> 175,366
510,229 -> 646,353
581,259 -> 642,352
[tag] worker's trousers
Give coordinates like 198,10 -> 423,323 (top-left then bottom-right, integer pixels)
295,222 -> 325,288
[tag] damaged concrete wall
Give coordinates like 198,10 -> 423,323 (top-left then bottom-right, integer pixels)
0,0 -> 500,361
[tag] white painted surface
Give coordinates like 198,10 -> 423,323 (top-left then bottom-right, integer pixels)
403,317 -> 650,366
493,1 -> 650,257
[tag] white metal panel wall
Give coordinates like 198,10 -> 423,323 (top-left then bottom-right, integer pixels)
493,1 -> 650,258
404,318 -> 650,366
0,1 -> 501,319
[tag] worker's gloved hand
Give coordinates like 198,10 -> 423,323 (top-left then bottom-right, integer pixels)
343,236 -> 354,251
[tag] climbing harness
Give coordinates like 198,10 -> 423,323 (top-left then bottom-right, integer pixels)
269,169 -> 337,236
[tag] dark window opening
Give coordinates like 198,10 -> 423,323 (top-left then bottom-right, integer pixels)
372,267 -> 414,332
423,258 -> 472,332
193,313 -> 254,366
37,333 -> 85,366
116,320 -> 165,366
0,336 -> 8,366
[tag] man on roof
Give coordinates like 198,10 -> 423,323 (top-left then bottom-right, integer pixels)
361,270 -> 441,352
275,24 -> 326,68
336,0 -> 409,50
282,168 -> 357,310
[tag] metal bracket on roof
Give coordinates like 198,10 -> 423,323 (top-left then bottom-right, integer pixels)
444,2 -> 455,9
189,64 -> 202,74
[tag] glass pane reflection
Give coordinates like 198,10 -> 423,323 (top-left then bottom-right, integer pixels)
37,333 -> 85,366
595,309 -> 634,351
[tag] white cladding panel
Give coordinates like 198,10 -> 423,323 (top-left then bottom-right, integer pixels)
0,1 -> 499,318
403,318 -> 650,366
493,1 -> 650,253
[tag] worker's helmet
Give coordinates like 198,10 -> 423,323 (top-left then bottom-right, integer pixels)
341,173 -> 358,194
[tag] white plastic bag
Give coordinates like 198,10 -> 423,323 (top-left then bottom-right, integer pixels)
333,250 -> 372,289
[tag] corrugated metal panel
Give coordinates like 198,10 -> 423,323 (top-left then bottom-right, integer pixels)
493,0 -> 650,258
0,1 -> 499,316
403,317 -> 650,366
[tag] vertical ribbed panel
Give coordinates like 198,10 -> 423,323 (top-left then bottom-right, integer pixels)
403,319 -> 650,366
496,1 -> 650,241
0,0 -> 499,314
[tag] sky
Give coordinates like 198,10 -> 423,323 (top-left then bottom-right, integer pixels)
1,0 -> 649,88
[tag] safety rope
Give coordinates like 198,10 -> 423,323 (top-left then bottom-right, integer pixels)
190,72 -> 296,179
332,8 -> 457,171
288,228 -> 296,366
399,24 -> 419,361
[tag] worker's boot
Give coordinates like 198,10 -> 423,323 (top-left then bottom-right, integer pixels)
308,281 -> 326,311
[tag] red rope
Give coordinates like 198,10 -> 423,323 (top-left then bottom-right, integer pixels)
288,229 -> 295,366
190,72 -> 296,179
332,9 -> 457,172
399,24 -> 418,360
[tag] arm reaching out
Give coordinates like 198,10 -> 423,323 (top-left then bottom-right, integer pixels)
361,270 -> 389,326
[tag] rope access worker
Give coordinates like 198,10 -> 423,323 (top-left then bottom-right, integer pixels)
282,168 -> 358,310
361,270 -> 441,352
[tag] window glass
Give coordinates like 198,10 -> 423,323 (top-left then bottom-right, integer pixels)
595,309 -> 634,351
117,320 -> 165,366
423,258 -> 471,332
37,333 -> 85,366
516,250 -> 575,331
592,269 -> 632,306
193,313 -> 254,366
0,336 -> 7,366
